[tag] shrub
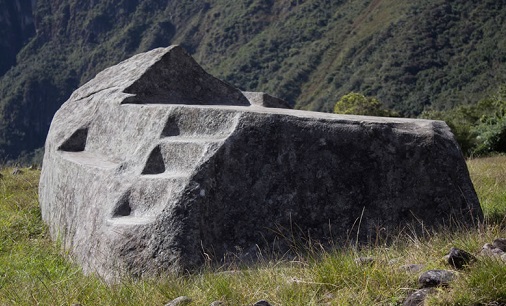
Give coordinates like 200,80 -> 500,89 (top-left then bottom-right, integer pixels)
333,92 -> 398,117
421,86 -> 506,156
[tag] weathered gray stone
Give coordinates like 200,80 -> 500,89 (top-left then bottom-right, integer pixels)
447,247 -> 476,269
418,270 -> 456,288
480,243 -> 506,259
243,91 -> 291,109
399,264 -> 425,273
354,256 -> 375,266
39,45 -> 483,281
402,288 -> 435,306
164,296 -> 191,306
493,238 -> 506,252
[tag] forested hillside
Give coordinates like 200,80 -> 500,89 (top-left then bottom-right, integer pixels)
1,0 -> 506,161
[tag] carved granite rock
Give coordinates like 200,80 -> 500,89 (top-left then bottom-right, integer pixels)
39,45 -> 482,280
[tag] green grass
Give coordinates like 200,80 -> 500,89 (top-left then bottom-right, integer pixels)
1,156 -> 506,305
468,155 -> 506,224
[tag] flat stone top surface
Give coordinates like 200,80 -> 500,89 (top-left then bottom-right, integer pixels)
122,103 -> 441,129
68,44 -> 442,133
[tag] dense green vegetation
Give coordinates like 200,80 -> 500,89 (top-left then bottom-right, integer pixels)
2,0 -> 506,161
0,157 -> 505,305
421,86 -> 506,156
332,87 -> 506,157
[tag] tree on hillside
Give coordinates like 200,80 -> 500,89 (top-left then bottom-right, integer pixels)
333,92 -> 397,117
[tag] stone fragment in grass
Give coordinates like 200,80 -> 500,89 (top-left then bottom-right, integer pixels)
418,269 -> 456,288
354,256 -> 375,266
402,288 -> 435,306
320,292 -> 335,303
210,301 -> 224,306
164,296 -> 192,306
480,243 -> 505,258
388,258 -> 401,265
399,264 -> 425,273
447,247 -> 476,269
253,300 -> 273,306
493,238 -> 506,252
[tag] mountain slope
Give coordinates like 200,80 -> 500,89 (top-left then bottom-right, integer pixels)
1,0 -> 506,161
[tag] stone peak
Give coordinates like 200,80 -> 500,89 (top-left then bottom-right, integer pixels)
71,45 -> 250,106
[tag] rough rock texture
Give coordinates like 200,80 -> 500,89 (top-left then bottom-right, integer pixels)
164,296 -> 192,306
399,264 -> 425,273
243,91 -> 291,109
418,270 -> 456,288
402,288 -> 435,306
493,238 -> 506,252
447,247 -> 476,269
39,45 -> 483,280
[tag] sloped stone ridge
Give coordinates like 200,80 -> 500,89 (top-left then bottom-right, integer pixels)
39,45 -> 483,281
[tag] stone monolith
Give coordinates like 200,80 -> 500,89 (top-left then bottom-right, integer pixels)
39,45 -> 482,280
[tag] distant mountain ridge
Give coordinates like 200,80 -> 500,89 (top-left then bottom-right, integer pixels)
1,0 -> 506,161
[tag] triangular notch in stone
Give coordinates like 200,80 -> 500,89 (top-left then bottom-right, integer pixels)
58,127 -> 88,152
161,115 -> 180,137
121,46 -> 250,106
142,145 -> 165,175
113,191 -> 132,217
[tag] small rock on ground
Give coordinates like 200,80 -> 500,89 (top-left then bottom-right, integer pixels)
354,256 -> 375,266
388,258 -> 401,265
210,301 -> 224,306
403,288 -> 435,306
419,269 -> 456,288
447,247 -> 476,269
399,264 -> 425,273
480,243 -> 505,258
317,292 -> 335,305
165,296 -> 192,306
493,238 -> 506,252
253,300 -> 272,306
484,301 -> 506,306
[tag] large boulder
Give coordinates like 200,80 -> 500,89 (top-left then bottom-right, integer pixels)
39,45 -> 482,280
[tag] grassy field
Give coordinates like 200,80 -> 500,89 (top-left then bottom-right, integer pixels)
0,156 -> 505,305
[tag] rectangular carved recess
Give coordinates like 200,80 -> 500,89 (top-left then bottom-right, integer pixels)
58,127 -> 88,152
